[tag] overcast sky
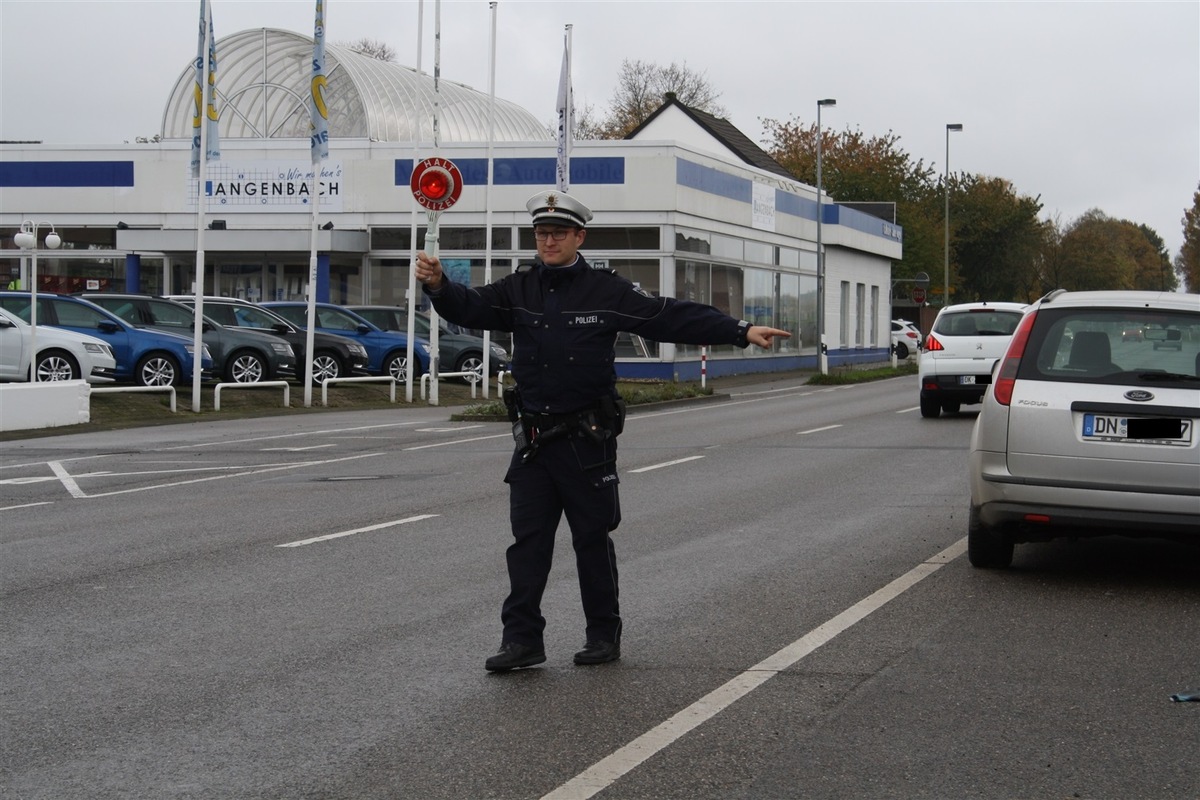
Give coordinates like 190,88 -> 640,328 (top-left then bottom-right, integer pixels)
1,0 -> 1197,258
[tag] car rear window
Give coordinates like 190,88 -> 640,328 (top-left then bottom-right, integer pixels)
933,310 -> 1023,336
1021,308 -> 1200,387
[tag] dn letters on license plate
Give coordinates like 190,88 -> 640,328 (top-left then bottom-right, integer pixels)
1082,414 -> 1193,444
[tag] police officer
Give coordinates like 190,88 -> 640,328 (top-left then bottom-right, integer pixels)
415,190 -> 789,672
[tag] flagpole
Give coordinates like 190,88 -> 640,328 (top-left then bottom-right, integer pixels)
404,0 -> 424,403
304,0 -> 331,407
427,0 -> 442,406
191,0 -> 215,414
483,1 -> 497,398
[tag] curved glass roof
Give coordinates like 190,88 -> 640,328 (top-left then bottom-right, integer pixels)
161,28 -> 552,143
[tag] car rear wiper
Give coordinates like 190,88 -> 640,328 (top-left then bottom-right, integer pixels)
1136,371 -> 1198,382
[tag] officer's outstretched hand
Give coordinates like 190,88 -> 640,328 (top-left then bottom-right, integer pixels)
415,251 -> 443,290
748,326 -> 791,348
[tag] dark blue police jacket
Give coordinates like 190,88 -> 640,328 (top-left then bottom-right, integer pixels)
425,255 -> 748,414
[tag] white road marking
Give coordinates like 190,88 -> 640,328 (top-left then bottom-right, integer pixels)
797,424 -> 843,435
627,456 -> 706,473
417,425 -> 483,432
0,476 -> 65,486
70,453 -> 386,499
0,501 -> 54,511
897,406 -> 921,414
403,433 -> 510,451
541,538 -> 968,800
171,422 -> 417,449
48,461 -> 86,499
261,444 -> 337,451
276,514 -> 439,547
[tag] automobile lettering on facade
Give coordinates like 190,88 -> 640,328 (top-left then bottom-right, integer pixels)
1124,390 -> 1155,402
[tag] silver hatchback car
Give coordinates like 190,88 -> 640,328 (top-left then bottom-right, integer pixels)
967,290 -> 1200,568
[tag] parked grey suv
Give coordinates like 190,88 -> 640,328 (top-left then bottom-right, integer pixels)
169,296 -> 370,384
967,290 -> 1200,568
81,293 -> 294,383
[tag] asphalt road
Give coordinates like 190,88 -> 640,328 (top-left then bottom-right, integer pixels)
3,374 -> 1198,800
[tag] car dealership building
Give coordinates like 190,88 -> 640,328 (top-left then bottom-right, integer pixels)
1,28 -> 902,380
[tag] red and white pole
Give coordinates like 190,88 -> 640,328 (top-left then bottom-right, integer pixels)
700,346 -> 707,389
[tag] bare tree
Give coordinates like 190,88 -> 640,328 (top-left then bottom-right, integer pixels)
339,37 -> 396,62
591,59 -> 727,140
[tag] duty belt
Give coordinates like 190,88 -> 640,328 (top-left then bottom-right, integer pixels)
528,408 -> 595,432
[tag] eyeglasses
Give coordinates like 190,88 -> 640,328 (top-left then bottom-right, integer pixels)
533,229 -> 574,241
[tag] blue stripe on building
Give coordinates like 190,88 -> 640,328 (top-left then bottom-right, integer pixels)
395,157 -> 625,187
0,161 -> 135,187
676,159 -> 751,203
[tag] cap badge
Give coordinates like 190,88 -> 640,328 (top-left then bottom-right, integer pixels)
545,193 -> 558,209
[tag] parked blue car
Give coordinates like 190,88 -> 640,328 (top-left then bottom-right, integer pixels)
0,292 -> 213,386
262,302 -> 430,380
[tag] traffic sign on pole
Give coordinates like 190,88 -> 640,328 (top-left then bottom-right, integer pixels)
912,286 -> 927,304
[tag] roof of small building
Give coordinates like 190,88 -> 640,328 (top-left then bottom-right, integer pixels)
626,94 -> 796,180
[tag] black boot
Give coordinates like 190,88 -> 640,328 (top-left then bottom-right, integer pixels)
485,642 -> 546,672
573,640 -> 620,665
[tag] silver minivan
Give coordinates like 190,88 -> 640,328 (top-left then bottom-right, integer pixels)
967,290 -> 1200,567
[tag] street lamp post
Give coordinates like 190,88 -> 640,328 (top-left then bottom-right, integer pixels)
944,123 -> 963,309
13,221 -> 62,383
816,98 -> 836,375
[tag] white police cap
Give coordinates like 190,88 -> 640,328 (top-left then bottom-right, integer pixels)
526,190 -> 593,228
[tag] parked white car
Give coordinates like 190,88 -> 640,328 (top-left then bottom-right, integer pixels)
918,301 -> 1029,417
891,319 -> 922,359
0,306 -> 117,383
967,290 -> 1200,567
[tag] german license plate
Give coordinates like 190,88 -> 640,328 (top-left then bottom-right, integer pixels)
1082,414 -> 1193,445
958,375 -> 976,385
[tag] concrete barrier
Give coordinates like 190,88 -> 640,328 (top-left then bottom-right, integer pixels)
0,381 -> 90,432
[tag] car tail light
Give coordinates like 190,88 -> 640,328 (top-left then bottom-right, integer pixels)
992,310 -> 1037,406
905,332 -> 919,340
925,334 -> 944,352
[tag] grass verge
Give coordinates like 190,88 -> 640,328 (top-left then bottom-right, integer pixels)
805,361 -> 918,385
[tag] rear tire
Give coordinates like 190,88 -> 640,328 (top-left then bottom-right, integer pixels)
968,504 -> 1014,568
942,401 -> 961,415
920,395 -> 941,418
894,342 -> 909,360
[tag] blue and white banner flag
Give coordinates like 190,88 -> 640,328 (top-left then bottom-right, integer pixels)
190,0 -> 221,177
555,25 -> 573,192
310,0 -> 330,164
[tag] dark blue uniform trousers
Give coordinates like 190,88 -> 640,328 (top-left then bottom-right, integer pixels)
501,432 -> 622,648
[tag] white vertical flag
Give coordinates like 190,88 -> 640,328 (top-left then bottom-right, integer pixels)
555,24 -> 573,192
190,0 -> 220,178
310,0 -> 330,164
